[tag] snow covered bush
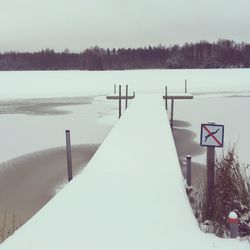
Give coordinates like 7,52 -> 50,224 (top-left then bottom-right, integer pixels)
210,147 -> 250,237
187,147 -> 250,237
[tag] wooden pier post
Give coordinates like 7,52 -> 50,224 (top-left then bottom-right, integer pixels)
186,155 -> 192,186
125,85 -> 128,109
170,99 -> 174,127
119,85 -> 122,118
65,130 -> 73,182
106,86 -> 135,119
165,86 -> 168,110
185,80 -> 187,93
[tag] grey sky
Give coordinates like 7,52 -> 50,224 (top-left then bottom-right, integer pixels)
0,0 -> 249,52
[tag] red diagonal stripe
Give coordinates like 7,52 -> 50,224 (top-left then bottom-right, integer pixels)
204,126 -> 222,146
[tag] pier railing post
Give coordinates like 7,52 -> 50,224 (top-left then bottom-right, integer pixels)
65,130 -> 73,182
185,80 -> 187,93
119,85 -> 122,118
165,86 -> 168,110
186,155 -> 192,186
170,99 -> 174,127
125,85 -> 128,109
106,86 -> 135,119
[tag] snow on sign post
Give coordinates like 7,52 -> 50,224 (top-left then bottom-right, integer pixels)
200,123 -> 224,218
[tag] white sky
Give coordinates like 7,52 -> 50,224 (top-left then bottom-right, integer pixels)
0,0 -> 249,52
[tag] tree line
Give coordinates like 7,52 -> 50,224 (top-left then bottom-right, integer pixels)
0,39 -> 250,70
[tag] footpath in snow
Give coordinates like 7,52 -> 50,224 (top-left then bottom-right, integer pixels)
0,94 -> 248,250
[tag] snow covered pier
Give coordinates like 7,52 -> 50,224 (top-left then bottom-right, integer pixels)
0,94 -> 248,250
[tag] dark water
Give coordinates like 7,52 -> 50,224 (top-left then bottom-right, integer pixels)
172,119 -> 206,185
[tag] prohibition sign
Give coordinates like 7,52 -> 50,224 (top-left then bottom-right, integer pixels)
200,123 -> 224,147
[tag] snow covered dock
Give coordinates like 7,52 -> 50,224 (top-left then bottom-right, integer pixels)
0,94 -> 248,250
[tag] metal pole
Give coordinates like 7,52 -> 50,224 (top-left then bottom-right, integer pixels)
165,86 -> 168,110
114,84 -> 116,94
119,85 -> 122,118
170,99 -> 174,127
228,212 -> 239,238
185,80 -> 187,93
206,146 -> 215,212
125,85 -> 128,109
65,130 -> 73,182
186,155 -> 192,186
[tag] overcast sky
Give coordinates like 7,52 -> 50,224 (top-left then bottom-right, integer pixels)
0,0 -> 249,52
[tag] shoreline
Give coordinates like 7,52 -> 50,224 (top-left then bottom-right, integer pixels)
172,119 -> 206,185
0,144 -> 99,241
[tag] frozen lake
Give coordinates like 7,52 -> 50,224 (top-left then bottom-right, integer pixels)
0,69 -> 250,241
1,68 -> 250,164
1,69 -> 250,99
0,96 -> 117,163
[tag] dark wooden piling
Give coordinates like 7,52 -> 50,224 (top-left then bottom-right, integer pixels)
65,130 -> 73,182
119,85 -> 122,118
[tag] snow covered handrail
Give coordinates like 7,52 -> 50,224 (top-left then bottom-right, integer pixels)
162,93 -> 193,127
106,85 -> 135,118
106,94 -> 135,100
162,93 -> 193,99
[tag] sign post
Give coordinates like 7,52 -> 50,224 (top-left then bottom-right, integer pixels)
200,122 -> 224,217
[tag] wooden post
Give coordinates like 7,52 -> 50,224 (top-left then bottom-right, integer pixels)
186,155 -> 192,186
125,85 -> 128,109
119,85 -> 122,118
206,146 -> 215,213
165,86 -> 168,110
170,99 -> 174,127
65,130 -> 73,182
185,80 -> 187,93
114,84 -> 117,94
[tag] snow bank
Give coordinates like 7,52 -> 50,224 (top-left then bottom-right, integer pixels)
0,94 -> 248,250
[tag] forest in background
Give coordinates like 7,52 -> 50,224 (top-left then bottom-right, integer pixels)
0,39 -> 250,70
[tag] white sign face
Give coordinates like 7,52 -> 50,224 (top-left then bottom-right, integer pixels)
200,123 -> 224,147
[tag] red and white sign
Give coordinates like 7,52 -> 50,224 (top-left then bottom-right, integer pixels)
200,123 -> 224,147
